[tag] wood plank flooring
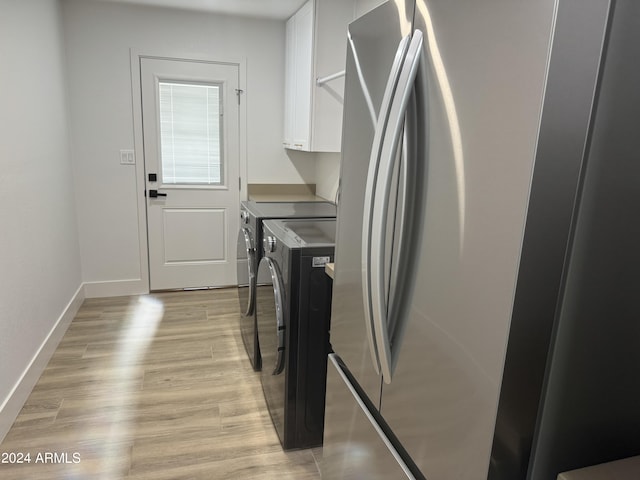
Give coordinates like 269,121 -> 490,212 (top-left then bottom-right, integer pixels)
0,289 -> 322,479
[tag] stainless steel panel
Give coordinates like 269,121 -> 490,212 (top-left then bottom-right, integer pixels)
331,0 -> 415,409
528,1 -> 640,477
379,0 -> 558,478
321,355 -> 414,480
491,0 -> 612,477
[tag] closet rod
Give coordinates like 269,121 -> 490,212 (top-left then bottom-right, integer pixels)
316,70 -> 346,86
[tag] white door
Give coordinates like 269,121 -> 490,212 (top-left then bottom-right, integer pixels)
141,57 -> 240,290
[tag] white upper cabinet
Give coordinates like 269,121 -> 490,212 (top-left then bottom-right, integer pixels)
283,0 -> 355,152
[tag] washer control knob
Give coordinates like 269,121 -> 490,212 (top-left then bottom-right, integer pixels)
240,210 -> 249,224
264,236 -> 277,253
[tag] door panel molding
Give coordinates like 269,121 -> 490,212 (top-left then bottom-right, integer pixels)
162,208 -> 227,263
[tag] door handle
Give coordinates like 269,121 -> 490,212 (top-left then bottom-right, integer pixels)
370,30 -> 424,383
240,227 -> 256,317
263,257 -> 286,376
148,189 -> 167,198
361,34 -> 411,377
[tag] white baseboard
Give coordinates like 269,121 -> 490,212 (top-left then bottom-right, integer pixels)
83,278 -> 148,298
0,284 -> 85,443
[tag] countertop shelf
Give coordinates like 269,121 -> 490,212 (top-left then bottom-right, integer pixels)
247,183 -> 329,203
249,193 -> 328,202
558,455 -> 640,479
325,262 -> 334,279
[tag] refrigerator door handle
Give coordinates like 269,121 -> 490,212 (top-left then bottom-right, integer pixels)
362,34 -> 411,375
370,30 -> 424,383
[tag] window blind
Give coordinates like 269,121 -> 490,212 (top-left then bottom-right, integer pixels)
159,82 -> 223,185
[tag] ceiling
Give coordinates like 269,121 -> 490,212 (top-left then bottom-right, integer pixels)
87,0 -> 308,19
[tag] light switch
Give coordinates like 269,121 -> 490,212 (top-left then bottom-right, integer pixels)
120,149 -> 135,165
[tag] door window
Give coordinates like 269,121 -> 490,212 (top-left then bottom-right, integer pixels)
158,81 -> 224,185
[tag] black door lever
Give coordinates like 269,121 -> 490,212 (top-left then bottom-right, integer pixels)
148,189 -> 167,198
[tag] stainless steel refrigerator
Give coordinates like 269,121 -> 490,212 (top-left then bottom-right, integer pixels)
321,0 -> 640,479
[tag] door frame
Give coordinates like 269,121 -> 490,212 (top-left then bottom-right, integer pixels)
130,49 -> 248,292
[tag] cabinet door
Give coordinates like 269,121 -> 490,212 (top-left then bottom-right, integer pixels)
283,16 -> 296,148
284,0 -> 353,153
291,0 -> 314,150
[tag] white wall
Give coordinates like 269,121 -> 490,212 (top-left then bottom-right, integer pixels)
356,0 -> 386,16
313,0 -> 386,202
0,0 -> 83,439
315,152 -> 341,201
61,0 -> 315,294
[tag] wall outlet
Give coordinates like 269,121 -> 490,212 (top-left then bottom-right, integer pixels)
120,149 -> 135,165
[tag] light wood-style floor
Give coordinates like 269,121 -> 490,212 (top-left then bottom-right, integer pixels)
0,289 -> 322,479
